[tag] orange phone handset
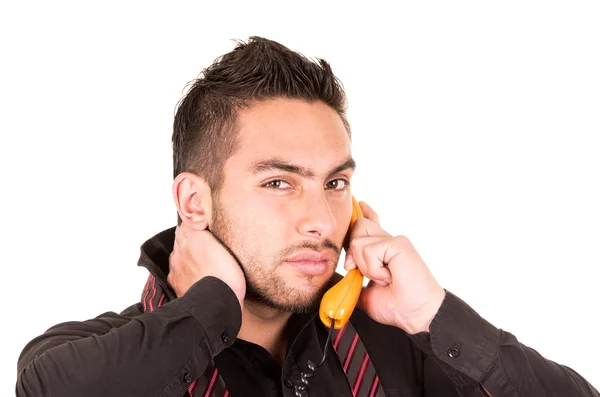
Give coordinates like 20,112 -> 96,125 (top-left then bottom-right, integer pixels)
319,196 -> 364,329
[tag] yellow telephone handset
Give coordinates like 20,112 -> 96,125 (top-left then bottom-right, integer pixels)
319,196 -> 364,329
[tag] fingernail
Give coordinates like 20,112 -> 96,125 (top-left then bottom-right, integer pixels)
344,254 -> 355,270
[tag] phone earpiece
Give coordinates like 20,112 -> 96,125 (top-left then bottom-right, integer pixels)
319,196 -> 365,329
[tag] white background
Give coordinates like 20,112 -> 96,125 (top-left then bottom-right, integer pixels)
1,1 -> 599,394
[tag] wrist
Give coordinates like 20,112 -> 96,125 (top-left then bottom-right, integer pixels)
400,289 -> 446,334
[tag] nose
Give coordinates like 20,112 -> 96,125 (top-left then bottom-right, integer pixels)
296,192 -> 337,239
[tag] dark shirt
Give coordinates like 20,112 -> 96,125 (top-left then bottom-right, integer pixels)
15,227 -> 599,396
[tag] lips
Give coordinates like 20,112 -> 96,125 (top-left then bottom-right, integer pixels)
286,251 -> 334,263
285,250 -> 335,276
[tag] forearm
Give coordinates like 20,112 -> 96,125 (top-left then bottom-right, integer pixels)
16,277 -> 241,397
410,290 -> 599,396
482,330 -> 599,396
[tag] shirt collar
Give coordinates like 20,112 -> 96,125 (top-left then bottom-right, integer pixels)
137,226 -> 177,300
136,226 -> 344,332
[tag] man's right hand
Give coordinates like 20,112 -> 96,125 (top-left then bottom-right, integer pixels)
168,224 -> 246,308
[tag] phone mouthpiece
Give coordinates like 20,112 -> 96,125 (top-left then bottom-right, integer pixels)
319,268 -> 364,329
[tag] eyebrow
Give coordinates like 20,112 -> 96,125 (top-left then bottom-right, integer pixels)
250,157 -> 356,179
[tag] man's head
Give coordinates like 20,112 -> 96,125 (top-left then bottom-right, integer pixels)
172,37 -> 355,313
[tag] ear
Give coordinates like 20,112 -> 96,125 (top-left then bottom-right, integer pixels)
172,172 -> 213,231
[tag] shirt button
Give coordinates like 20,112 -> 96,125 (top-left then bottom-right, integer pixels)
447,347 -> 460,358
221,332 -> 229,343
184,373 -> 193,383
284,379 -> 293,389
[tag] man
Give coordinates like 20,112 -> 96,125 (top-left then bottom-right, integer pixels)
16,37 -> 598,397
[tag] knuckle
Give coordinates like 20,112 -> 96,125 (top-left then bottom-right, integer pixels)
352,218 -> 365,229
363,243 -> 375,257
364,258 -> 377,273
395,235 -> 409,246
350,238 -> 361,253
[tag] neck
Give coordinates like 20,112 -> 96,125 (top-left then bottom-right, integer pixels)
237,301 -> 293,365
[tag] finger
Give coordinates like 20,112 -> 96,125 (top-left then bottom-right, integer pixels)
174,225 -> 185,246
358,201 -> 380,226
375,236 -> 412,270
371,279 -> 390,287
343,253 -> 357,271
351,217 -> 390,239
350,236 -> 391,283
173,235 -> 180,252
168,250 -> 180,272
173,230 -> 182,255
345,252 -> 388,285
348,236 -> 369,273
361,243 -> 392,283
177,220 -> 200,240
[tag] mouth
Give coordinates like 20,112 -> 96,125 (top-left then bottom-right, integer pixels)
286,260 -> 330,276
285,250 -> 334,276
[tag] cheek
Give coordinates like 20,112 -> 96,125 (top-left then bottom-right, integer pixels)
240,196 -> 288,232
233,207 -> 288,255
332,203 -> 353,241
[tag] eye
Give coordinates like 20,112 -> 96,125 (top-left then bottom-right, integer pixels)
326,178 -> 349,190
263,180 -> 292,189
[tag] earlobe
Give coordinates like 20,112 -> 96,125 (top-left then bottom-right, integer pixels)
172,172 -> 212,230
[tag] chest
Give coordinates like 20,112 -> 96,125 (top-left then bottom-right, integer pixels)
185,317 -> 452,397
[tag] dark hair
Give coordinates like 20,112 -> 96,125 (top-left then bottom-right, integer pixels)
172,37 -> 350,219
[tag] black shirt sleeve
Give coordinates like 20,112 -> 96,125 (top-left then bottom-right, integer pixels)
409,290 -> 599,396
16,276 -> 242,397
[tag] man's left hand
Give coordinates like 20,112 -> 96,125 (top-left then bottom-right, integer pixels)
344,201 -> 446,334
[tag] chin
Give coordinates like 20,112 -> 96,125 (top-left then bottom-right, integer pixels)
245,275 -> 333,314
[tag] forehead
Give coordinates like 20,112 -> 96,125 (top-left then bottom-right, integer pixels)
230,99 -> 351,172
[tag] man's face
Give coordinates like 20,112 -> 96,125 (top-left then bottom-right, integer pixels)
209,99 -> 354,313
